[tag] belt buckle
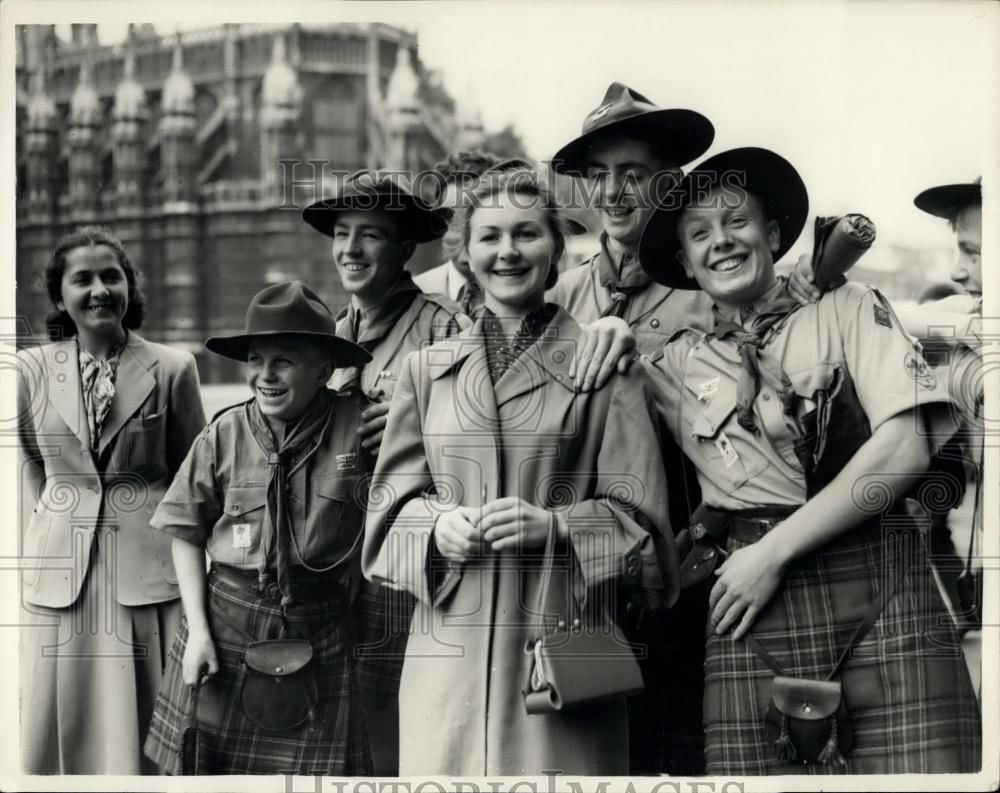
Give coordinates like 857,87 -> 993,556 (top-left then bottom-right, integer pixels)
756,519 -> 773,539
257,580 -> 282,601
689,522 -> 709,542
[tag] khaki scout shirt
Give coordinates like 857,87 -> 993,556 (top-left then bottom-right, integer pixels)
546,233 -> 713,355
643,282 -> 960,511
330,273 -> 463,400
151,390 -> 368,573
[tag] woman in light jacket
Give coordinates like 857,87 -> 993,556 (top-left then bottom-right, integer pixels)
17,225 -> 206,774
363,169 -> 679,776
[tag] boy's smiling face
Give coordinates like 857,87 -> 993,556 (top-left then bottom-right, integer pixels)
246,337 -> 334,423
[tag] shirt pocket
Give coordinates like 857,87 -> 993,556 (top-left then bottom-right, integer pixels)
214,484 -> 269,566
686,392 -> 769,491
309,474 -> 365,563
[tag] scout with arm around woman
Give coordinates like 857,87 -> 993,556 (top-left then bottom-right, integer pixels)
17,225 -> 205,774
143,281 -> 375,775
363,167 -> 679,776
638,147 -> 981,774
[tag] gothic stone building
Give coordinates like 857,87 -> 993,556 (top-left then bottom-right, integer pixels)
15,23 -> 485,382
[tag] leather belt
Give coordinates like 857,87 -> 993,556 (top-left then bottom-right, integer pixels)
210,563 -> 349,604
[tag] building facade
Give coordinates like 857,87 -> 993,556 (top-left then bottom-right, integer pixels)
15,23 -> 480,382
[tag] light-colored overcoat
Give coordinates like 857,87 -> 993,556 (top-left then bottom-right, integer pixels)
364,306 -> 678,776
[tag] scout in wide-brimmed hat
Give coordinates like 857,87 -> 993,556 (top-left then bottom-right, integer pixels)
915,176 -> 983,298
914,176 -> 982,221
639,146 -> 809,290
551,82 -> 715,176
302,171 -> 450,243
206,280 -> 371,366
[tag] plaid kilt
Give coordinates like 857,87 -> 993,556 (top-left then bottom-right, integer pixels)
705,513 -> 981,775
353,579 -> 416,702
144,569 -> 371,775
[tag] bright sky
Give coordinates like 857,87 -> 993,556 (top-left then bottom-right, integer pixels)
26,1 -> 1000,258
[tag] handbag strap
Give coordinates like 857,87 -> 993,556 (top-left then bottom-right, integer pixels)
963,416 -> 984,576
744,536 -> 911,681
528,513 -> 560,642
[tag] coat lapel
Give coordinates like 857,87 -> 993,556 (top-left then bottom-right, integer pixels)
44,340 -> 90,449
97,334 -> 156,457
492,307 -> 579,408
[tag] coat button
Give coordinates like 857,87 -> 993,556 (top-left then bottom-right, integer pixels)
265,582 -> 281,600
231,504 -> 240,513
762,392 -> 771,401
650,319 -> 661,329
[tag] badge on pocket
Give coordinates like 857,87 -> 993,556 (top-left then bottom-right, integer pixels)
714,431 -> 740,468
232,523 -> 252,548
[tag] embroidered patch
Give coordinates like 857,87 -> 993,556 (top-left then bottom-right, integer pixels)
904,351 -> 937,390
873,304 -> 893,328
698,376 -> 721,401
336,453 -> 358,472
714,431 -> 740,468
232,523 -> 252,549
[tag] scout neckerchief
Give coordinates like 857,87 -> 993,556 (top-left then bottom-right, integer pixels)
246,387 -> 335,608
481,302 -> 559,385
596,234 -> 652,319
78,334 -> 128,452
711,279 -> 801,433
341,270 -> 421,352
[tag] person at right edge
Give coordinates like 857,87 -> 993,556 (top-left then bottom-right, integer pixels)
639,146 -> 981,774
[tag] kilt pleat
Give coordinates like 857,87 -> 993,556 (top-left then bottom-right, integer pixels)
353,581 -> 415,702
704,518 -> 981,775
143,570 -> 370,775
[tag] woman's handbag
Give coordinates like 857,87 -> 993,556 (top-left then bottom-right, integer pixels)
179,664 -> 210,775
743,543 -> 909,766
522,517 -> 645,714
239,638 -> 320,731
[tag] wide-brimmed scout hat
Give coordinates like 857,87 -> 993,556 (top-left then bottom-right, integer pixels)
206,280 -> 372,365
639,147 -> 809,290
550,82 -> 715,176
914,176 -> 982,220
302,171 -> 450,243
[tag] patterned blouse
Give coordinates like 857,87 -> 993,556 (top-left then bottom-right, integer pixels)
481,302 -> 559,385
78,336 -> 127,451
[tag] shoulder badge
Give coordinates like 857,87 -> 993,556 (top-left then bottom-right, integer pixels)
873,303 -> 893,328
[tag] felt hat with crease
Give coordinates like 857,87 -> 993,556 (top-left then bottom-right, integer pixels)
206,280 -> 372,366
914,177 -> 981,220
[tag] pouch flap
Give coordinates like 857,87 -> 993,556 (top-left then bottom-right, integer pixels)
679,541 -> 721,590
771,675 -> 842,721
224,485 -> 268,517
244,639 -> 313,676
533,627 -> 644,708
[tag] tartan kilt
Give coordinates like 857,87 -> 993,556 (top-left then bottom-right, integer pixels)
143,570 -> 371,775
353,579 -> 416,702
704,514 -> 981,775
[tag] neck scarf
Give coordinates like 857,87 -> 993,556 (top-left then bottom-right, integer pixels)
78,336 -> 127,451
481,303 -> 559,385
711,281 -> 801,433
246,388 -> 335,608
596,234 -> 653,319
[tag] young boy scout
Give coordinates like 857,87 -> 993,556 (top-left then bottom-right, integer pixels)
302,172 -> 464,775
144,281 -> 375,775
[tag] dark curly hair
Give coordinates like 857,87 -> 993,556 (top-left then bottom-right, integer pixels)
44,225 -> 146,341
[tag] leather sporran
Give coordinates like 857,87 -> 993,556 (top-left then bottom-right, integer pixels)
239,638 -> 319,731
764,676 -> 853,766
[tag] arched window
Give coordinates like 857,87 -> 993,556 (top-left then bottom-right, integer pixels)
309,77 -> 363,170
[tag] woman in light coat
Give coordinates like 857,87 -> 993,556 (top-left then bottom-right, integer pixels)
17,225 -> 206,773
363,170 -> 678,775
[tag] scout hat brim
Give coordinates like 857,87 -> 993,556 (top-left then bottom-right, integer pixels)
206,331 -> 372,366
552,108 -> 716,176
302,173 -> 450,243
914,179 -> 981,220
639,147 -> 809,290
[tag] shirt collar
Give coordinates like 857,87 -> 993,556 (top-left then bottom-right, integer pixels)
714,277 -> 790,326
